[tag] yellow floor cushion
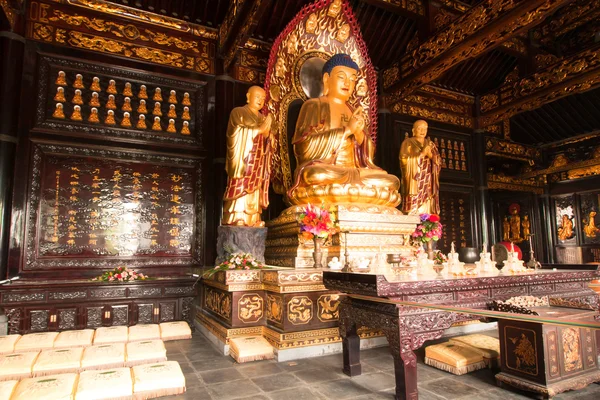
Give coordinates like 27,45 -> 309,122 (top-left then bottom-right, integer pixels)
132,361 -> 186,400
54,330 -> 95,349
0,335 -> 21,355
75,367 -> 133,400
33,347 -> 83,377
128,324 -> 161,342
449,334 -> 500,367
14,332 -> 58,352
159,321 -> 192,341
81,343 -> 126,370
93,326 -> 129,344
0,352 -> 39,381
425,342 -> 486,375
11,373 -> 78,400
0,380 -> 18,400
126,340 -> 167,367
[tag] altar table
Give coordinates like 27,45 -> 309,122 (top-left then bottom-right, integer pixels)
323,269 -> 600,400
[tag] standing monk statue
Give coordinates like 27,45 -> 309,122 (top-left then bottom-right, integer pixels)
399,120 -> 441,215
222,86 -> 273,227
287,53 -> 400,206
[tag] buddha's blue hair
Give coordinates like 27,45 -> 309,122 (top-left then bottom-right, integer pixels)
322,54 -> 359,76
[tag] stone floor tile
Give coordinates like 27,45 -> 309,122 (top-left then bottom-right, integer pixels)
351,371 -> 397,392
313,378 -> 372,399
206,379 -> 263,400
276,358 -> 320,372
420,377 -> 480,399
251,373 -> 303,392
191,356 -> 236,372
267,387 -> 325,400
170,386 -> 212,400
235,361 -> 285,377
293,366 -> 347,383
199,367 -> 245,384
362,355 -> 395,371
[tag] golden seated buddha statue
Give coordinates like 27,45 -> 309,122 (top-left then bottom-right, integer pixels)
286,54 -> 400,207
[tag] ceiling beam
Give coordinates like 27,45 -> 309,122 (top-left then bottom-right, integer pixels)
479,43 -> 600,127
219,0 -> 272,71
382,0 -> 572,102
359,0 -> 426,20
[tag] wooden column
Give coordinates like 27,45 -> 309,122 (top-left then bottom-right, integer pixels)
0,8 -> 25,279
472,130 -> 491,248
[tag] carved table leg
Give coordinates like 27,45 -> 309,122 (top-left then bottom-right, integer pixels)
392,351 -> 418,400
342,322 -> 362,376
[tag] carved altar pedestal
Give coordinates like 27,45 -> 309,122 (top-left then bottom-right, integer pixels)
197,268 -> 382,359
323,269 -> 600,400
496,306 -> 600,399
264,204 -> 419,268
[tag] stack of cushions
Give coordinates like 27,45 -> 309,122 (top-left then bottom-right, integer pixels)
0,336 -> 21,355
32,348 -> 84,377
449,334 -> 500,368
132,361 -> 186,400
76,368 -> 133,399
159,322 -> 192,341
424,342 -> 487,375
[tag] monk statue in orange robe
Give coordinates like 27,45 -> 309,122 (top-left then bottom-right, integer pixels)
222,86 -> 273,226
399,120 -> 441,215
287,54 -> 400,207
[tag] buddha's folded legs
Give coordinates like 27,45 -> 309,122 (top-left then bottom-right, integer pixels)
359,169 -> 401,191
301,164 -> 355,186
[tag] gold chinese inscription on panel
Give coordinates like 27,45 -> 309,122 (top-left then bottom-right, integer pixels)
317,294 -> 340,322
238,293 -> 264,324
267,294 -> 283,324
204,287 -> 232,321
287,296 -> 313,325
562,328 -> 583,372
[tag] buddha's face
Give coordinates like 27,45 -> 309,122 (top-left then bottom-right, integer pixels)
412,121 -> 428,139
247,87 -> 266,111
324,65 -> 357,102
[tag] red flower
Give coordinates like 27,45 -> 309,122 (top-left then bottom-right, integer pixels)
429,214 -> 440,222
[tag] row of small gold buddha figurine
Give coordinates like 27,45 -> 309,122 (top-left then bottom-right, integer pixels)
442,159 -> 467,171
55,71 -> 192,106
53,88 -> 191,119
52,105 -> 190,134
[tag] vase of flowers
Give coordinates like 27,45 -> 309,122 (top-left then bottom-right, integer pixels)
204,252 -> 265,278
297,204 -> 338,268
412,214 -> 443,260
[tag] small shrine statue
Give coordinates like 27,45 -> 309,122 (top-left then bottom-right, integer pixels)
287,54 -> 400,206
510,207 -> 521,241
444,242 -> 465,275
475,241 -> 497,274
584,211 -> 599,238
182,92 -> 191,106
558,214 -> 574,241
400,120 -> 442,215
522,215 -> 531,239
222,86 -> 273,227
501,242 -> 526,274
502,216 -> 510,241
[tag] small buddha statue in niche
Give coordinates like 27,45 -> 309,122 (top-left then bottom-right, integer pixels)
510,207 -> 521,241
71,105 -> 82,121
89,92 -> 100,107
88,107 -> 100,123
502,216 -> 510,241
121,112 -> 132,127
181,120 -> 190,135
136,114 -> 147,129
137,99 -> 147,114
123,82 -> 133,96
56,70 -> 67,85
105,109 -> 116,125
399,120 -> 441,215
558,214 -> 574,241
152,116 -> 162,131
72,89 -> 83,105
153,87 -> 162,101
182,92 -> 191,106
153,102 -> 162,116
122,97 -> 132,112
107,79 -> 117,94
168,90 -> 177,104
306,13 -> 318,33
90,77 -> 101,91
106,94 -> 117,110
54,87 -> 66,102
287,54 -> 400,206
138,85 -> 148,99
182,106 -> 190,120
522,215 -> 531,239
167,119 -> 176,133
53,103 -> 65,119
73,74 -> 84,89
167,104 -> 177,118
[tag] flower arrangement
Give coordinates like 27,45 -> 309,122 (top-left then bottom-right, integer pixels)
412,213 -> 443,243
433,250 -> 447,265
297,203 -> 338,240
92,266 -> 147,282
205,252 -> 265,278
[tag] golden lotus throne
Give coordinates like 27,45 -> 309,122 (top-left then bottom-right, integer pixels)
264,0 -> 418,268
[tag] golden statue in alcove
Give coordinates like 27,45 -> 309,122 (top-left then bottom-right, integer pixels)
222,86 -> 273,227
287,54 -> 400,206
